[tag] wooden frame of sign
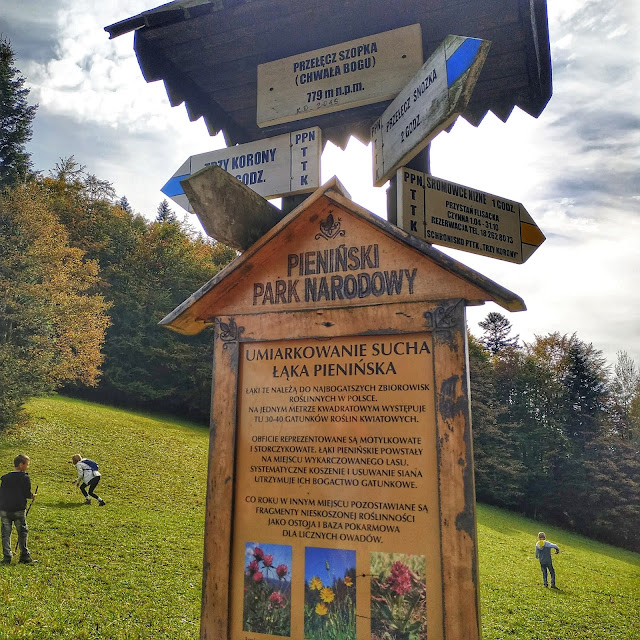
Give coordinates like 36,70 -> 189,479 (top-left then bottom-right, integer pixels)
160,178 -> 525,640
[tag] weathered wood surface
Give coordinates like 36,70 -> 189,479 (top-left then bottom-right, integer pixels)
106,0 -> 552,148
397,168 -> 546,263
155,181 -> 523,640
432,301 -> 481,639
201,331 -> 238,640
199,298 -> 479,639
164,127 -> 321,212
372,36 -> 491,186
180,165 -> 285,251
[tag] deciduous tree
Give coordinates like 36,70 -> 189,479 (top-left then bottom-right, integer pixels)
610,350 -> 640,441
0,183 -> 110,428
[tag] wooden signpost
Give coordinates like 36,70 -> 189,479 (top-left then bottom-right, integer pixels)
257,24 -> 423,128
105,3 -> 552,639
162,128 -> 322,211
161,176 -> 526,640
372,35 -> 490,187
398,168 -> 546,263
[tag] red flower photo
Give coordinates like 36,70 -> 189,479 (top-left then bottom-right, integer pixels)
243,542 -> 292,636
370,553 -> 426,640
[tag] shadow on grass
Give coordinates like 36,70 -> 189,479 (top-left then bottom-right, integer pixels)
50,501 -> 85,509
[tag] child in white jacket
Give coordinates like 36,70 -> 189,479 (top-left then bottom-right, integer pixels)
71,454 -> 106,506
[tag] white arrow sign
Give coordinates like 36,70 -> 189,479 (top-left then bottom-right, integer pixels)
161,128 -> 321,211
372,35 -> 490,187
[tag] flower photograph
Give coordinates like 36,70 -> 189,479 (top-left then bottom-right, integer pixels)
304,547 -> 356,640
370,553 -> 426,640
243,542 -> 292,636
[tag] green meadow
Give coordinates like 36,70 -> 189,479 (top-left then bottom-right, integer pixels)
1,396 -> 638,639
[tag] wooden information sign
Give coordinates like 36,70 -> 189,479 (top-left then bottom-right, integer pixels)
372,36 -> 490,187
257,25 -> 423,128
398,168 -> 546,264
161,178 -> 526,640
161,128 -> 322,211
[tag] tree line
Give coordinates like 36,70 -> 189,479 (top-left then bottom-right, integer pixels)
0,38 -> 235,429
471,313 -> 640,552
2,39 -> 638,551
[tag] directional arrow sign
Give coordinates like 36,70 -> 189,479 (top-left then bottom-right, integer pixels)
161,127 -> 321,211
397,168 -> 545,264
372,35 -> 490,187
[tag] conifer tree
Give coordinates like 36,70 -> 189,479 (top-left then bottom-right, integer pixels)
478,311 -> 519,356
118,195 -> 133,213
156,198 -> 178,223
0,38 -> 37,188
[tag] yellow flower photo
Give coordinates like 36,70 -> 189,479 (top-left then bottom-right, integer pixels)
305,547 -> 356,640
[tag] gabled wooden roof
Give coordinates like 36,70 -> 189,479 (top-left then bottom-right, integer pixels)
160,177 -> 525,335
106,0 -> 552,148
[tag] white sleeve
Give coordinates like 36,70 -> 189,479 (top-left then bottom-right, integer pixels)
75,462 -> 84,482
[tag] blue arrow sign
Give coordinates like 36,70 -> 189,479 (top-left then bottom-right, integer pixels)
372,35 -> 491,187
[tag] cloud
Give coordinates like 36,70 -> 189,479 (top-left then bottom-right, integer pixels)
2,1 -> 59,63
437,0 -> 640,365
21,1 -> 186,133
6,1 -> 227,215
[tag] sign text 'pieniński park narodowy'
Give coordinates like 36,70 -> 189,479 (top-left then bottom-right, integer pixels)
161,128 -> 321,211
372,35 -> 490,187
398,168 -> 545,264
257,24 -> 423,127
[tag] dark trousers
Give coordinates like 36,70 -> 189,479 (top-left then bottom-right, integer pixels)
540,562 -> 555,586
80,476 -> 101,500
0,509 -> 30,560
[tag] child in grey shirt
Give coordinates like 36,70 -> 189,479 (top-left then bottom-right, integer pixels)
535,531 -> 560,588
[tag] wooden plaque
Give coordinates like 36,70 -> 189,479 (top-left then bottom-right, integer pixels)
372,36 -> 490,186
163,127 -> 322,212
257,24 -> 423,128
397,168 -> 545,264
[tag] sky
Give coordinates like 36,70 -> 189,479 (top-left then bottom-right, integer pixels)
305,547 -> 354,584
3,0 -> 639,366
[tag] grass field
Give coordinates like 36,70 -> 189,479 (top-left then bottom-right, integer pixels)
1,395 -> 639,639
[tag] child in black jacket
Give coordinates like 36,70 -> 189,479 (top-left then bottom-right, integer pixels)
0,454 -> 36,564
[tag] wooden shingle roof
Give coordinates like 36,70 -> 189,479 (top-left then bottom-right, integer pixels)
106,0 -> 552,148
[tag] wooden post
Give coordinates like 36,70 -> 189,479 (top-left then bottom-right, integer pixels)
281,193 -> 309,216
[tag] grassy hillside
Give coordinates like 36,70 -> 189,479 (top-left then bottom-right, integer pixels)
0,396 -> 208,639
1,396 -> 638,639
476,504 -> 639,640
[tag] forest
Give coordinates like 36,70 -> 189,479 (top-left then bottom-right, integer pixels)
1,37 -> 638,553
